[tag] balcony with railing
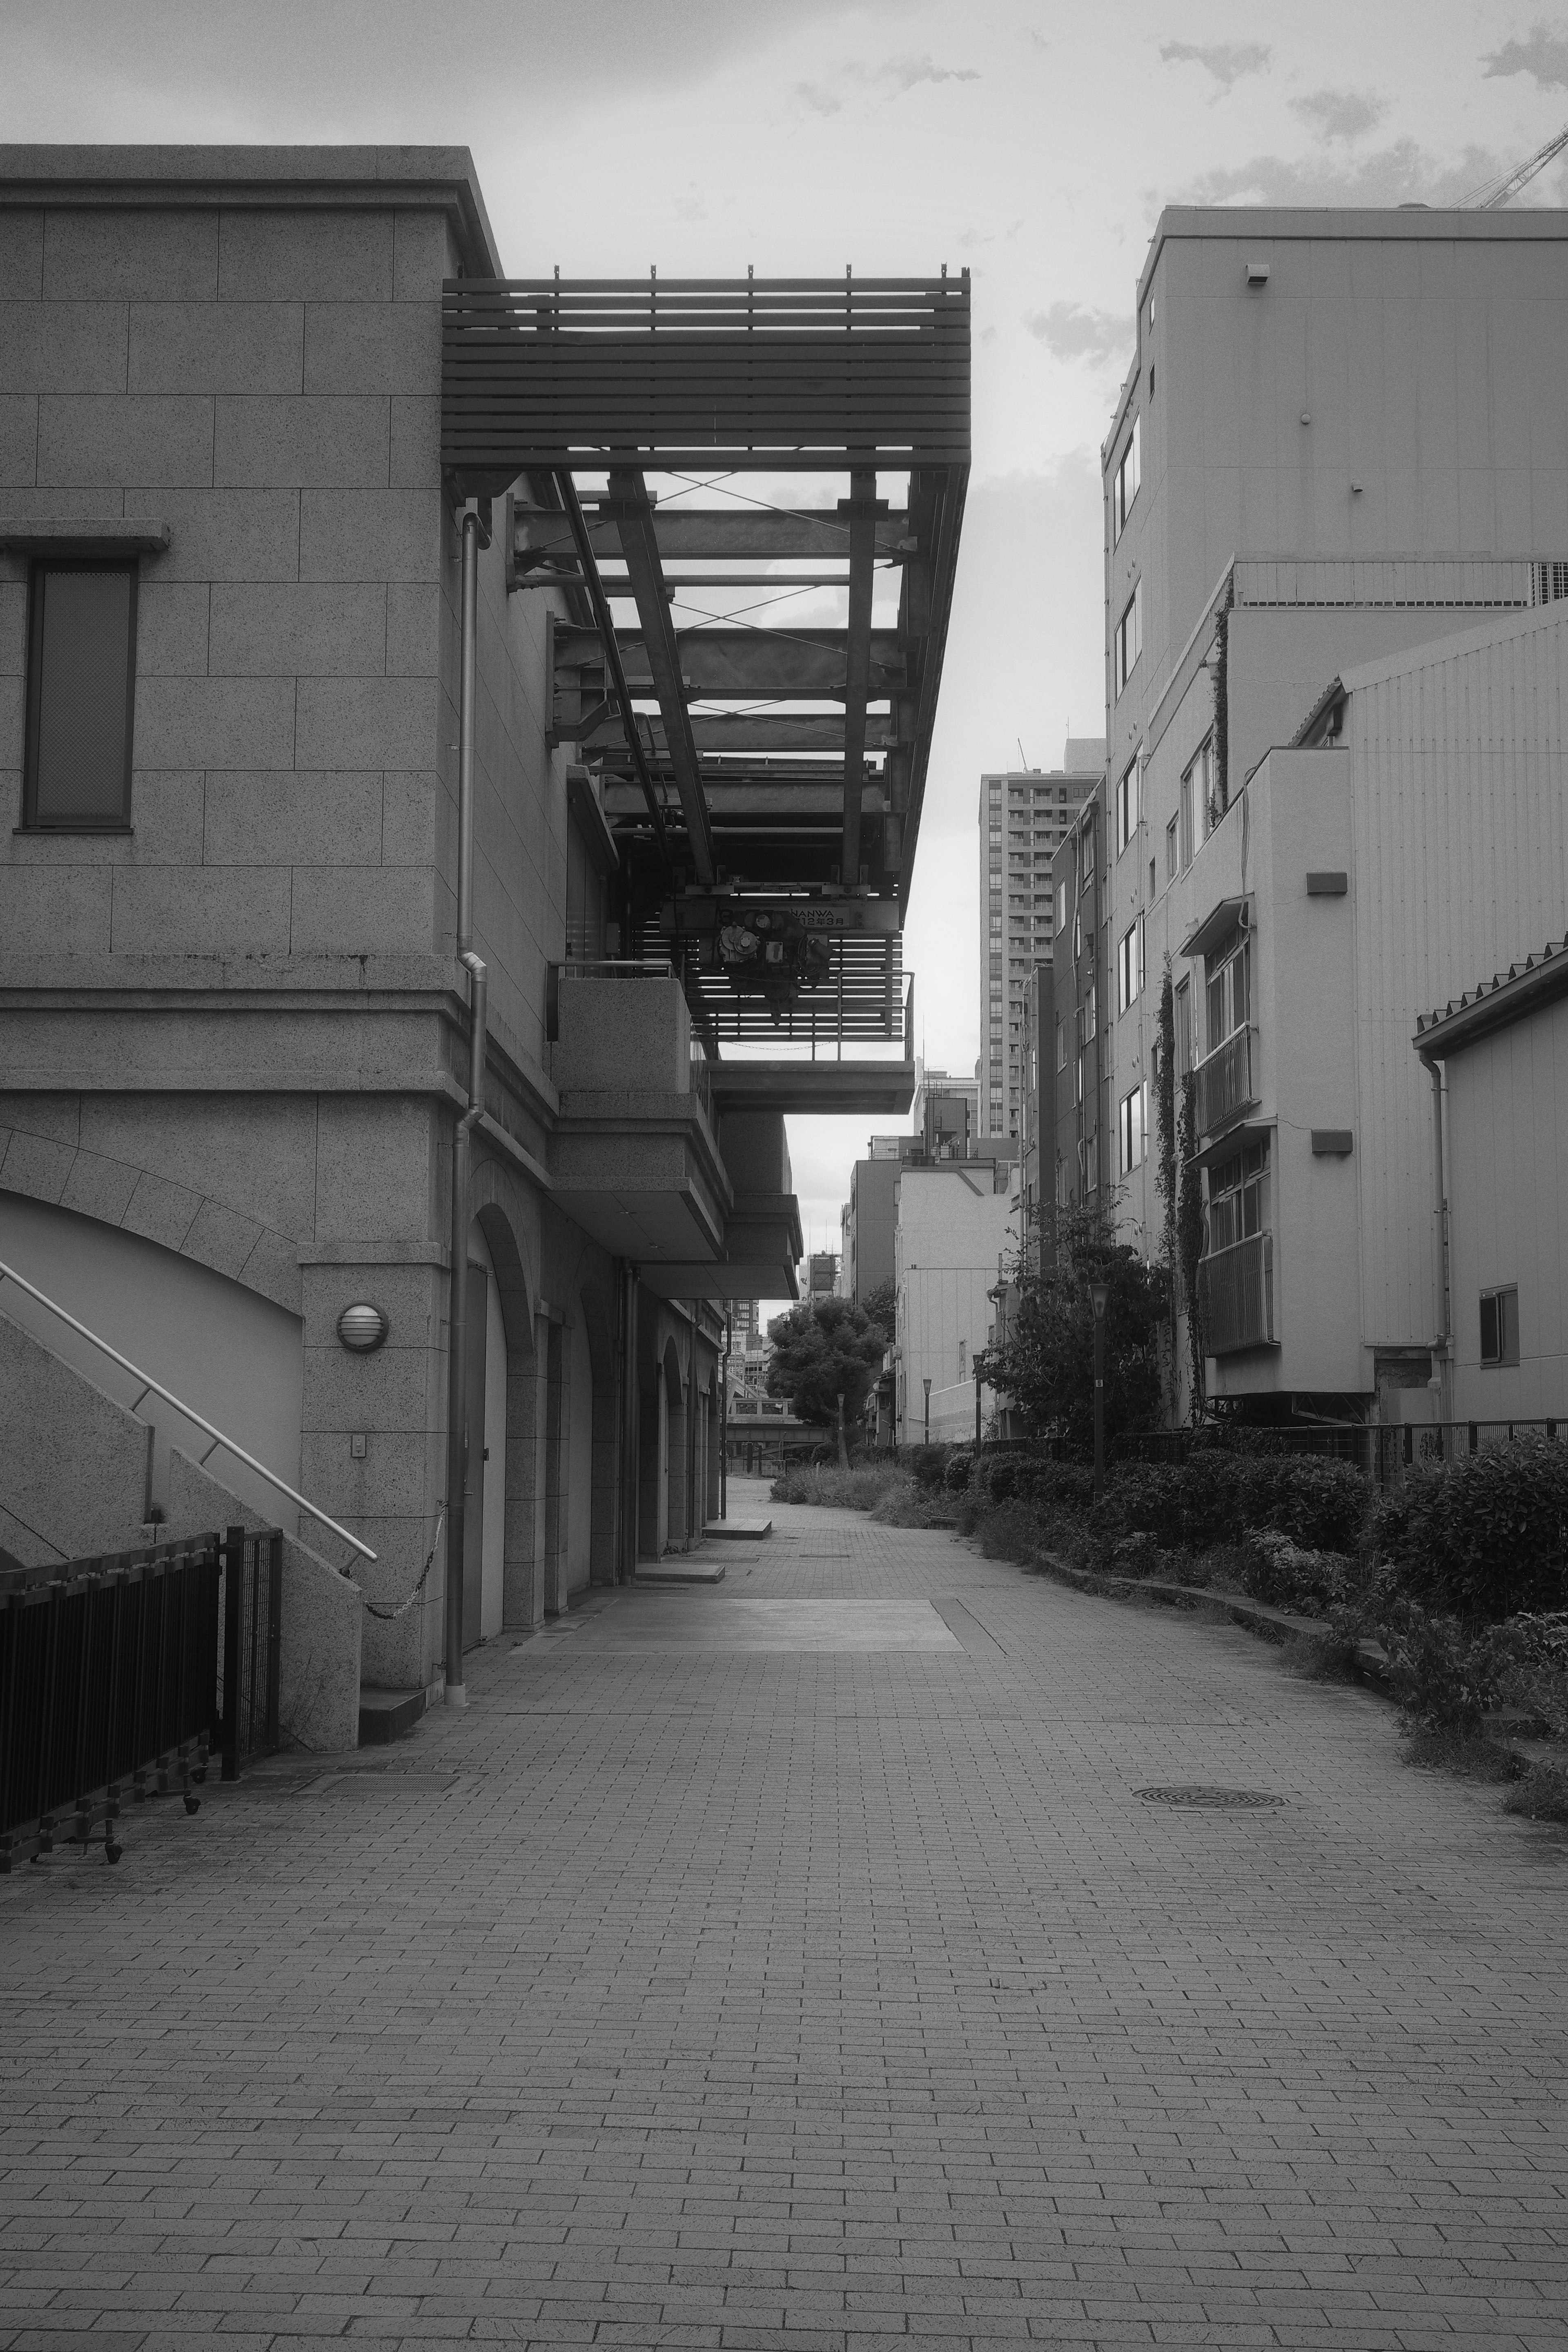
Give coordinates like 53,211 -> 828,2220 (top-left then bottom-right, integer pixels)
1194,1023 -> 1258,1140
1197,1231 -> 1276,1354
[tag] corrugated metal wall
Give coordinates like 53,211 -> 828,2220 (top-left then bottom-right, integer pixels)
1351,610 -> 1568,1347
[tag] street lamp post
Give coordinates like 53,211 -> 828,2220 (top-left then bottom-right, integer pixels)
1089,1278 -> 1110,1501
922,1375 -> 932,1448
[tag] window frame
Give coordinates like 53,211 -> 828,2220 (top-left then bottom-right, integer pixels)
1118,1083 -> 1145,1175
22,555 -> 140,833
1112,414 -> 1141,543
1115,754 -> 1139,856
1114,579 -> 1143,699
1479,1285 -> 1520,1368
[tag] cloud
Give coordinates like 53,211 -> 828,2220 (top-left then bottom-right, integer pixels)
1176,138 -> 1507,209
793,51 -> 978,114
1483,22 -> 1568,89
1025,302 -> 1132,365
1291,87 -> 1388,141
1159,40 -> 1271,88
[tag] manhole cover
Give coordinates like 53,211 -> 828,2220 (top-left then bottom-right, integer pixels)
1136,1786 -> 1284,1809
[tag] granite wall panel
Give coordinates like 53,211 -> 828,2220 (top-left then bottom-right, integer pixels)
218,209 -> 394,303
134,673 -> 297,769
208,581 -> 385,677
0,302 -> 127,394
214,393 -> 389,489
201,770 -> 384,867
38,393 -> 214,488
109,864 -> 291,955
44,207 -> 218,302
129,300 -> 305,395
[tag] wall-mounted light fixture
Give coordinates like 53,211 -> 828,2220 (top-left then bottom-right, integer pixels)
337,1303 -> 389,1353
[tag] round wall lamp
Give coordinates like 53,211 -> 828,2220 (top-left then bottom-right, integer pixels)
337,1303 -> 389,1353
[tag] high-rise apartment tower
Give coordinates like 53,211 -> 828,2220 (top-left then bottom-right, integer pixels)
978,745 -> 1103,1139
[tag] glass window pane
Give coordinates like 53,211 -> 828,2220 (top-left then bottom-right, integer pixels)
31,565 -> 134,824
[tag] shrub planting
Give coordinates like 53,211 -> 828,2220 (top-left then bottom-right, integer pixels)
1367,1434 -> 1568,1621
768,1462 -> 903,1511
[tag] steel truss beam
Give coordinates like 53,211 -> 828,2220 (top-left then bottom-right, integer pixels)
443,273 -> 968,1029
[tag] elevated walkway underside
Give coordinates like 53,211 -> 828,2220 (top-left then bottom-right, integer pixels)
442,273 -> 969,1082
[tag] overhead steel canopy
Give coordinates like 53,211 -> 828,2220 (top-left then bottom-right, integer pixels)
441,272 -> 969,1045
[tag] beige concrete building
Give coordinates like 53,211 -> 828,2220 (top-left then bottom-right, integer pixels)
0,147 -> 967,1729
1088,202 -> 1568,1427
893,1160 -> 1014,1443
1133,607 -> 1568,1421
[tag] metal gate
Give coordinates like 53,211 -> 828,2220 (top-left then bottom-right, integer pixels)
0,1523 -> 281,1871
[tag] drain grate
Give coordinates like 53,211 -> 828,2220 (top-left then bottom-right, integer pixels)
1136,1785 -> 1284,1809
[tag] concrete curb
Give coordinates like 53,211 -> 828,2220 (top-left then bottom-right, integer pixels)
1025,1551 -> 1564,1775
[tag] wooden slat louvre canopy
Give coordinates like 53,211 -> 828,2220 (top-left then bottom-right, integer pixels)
442,275 -> 969,473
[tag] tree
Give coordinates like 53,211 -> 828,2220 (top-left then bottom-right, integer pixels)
977,1200 -> 1167,1454
766,1294 -> 889,1434
861,1276 -> 897,1343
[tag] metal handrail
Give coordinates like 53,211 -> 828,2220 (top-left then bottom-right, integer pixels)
0,1258 -> 376,1564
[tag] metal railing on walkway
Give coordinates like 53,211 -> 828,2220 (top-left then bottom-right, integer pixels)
0,1523 -> 281,1872
0,1257 -> 374,1566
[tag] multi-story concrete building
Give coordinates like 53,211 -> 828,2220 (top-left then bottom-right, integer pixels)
0,146 -> 968,1728
911,1060 -> 978,1154
978,746 -> 1102,1140
1131,606 -> 1568,1424
893,1159 -> 1014,1443
1016,962 -> 1054,1276
1049,787 -> 1112,1216
1090,201 -> 1568,1426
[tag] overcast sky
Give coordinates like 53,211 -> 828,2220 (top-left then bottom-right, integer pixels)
7,0 -> 1567,1290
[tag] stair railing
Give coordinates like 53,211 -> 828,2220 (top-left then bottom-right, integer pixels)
0,1258 -> 376,1566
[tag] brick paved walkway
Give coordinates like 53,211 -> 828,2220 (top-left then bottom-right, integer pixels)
4,1486 -> 1567,2349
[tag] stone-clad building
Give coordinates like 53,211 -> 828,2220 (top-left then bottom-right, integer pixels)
0,147 -> 965,1725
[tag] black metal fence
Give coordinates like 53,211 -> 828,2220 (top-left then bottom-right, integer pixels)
0,1523 -> 281,1871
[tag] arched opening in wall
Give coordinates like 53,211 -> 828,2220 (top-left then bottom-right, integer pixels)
464,1220 -> 509,1645
660,1334 -> 687,1554
570,1283 -> 618,1592
565,1308 -> 594,1599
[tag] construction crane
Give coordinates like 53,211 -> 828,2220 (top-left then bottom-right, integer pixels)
1462,122 -> 1568,208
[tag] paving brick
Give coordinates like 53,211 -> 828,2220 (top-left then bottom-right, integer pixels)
2,1488 -> 1566,2349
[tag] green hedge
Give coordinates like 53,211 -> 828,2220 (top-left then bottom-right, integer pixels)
1368,1433 -> 1568,1620
1088,1453 -> 1368,1557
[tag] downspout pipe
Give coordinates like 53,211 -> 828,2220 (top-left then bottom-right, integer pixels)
1419,1048 -> 1452,1424
444,503 -> 489,1706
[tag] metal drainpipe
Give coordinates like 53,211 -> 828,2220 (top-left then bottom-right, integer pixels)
444,506 -> 488,1706
622,1262 -> 640,1579
719,1309 -> 731,1522
1420,1050 -> 1453,1425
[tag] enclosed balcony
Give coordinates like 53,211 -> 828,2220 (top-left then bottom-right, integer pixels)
1194,1024 -> 1258,1140
1198,1231 -> 1276,1354
547,969 -> 802,1297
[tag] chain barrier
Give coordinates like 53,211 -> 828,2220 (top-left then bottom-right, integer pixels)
363,1504 -> 445,1624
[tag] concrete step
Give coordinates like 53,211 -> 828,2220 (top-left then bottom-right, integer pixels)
705,1515 -> 772,1539
635,1554 -> 726,1586
358,1686 -> 428,1745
